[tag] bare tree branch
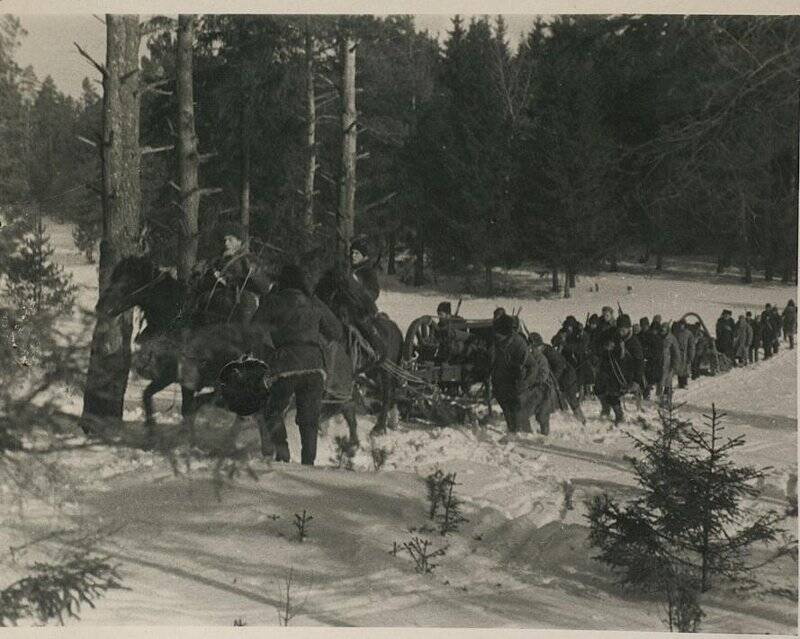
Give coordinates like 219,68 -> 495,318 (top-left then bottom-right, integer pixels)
74,42 -> 106,76
141,145 -> 175,155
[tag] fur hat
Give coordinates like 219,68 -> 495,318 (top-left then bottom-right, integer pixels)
493,307 -> 507,320
350,235 -> 371,259
437,301 -> 452,315
617,314 -> 632,329
219,220 -> 245,242
528,332 -> 544,346
493,313 -> 515,336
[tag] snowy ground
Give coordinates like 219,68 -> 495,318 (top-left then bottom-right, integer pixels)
0,221 -> 796,631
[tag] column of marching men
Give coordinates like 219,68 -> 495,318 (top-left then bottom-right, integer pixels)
486,300 -> 797,436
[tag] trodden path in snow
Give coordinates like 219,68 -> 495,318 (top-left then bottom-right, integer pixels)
3,347 -> 795,630
1,221 -> 793,630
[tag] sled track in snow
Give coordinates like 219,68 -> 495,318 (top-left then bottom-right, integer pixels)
480,429 -> 791,508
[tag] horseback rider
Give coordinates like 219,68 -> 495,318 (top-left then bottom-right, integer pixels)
188,223 -> 272,324
350,235 -> 380,303
314,238 -> 387,364
254,264 -> 344,465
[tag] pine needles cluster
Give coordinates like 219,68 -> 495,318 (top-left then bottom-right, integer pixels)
0,553 -> 122,626
294,510 -> 313,542
425,470 -> 468,535
587,401 -> 794,632
401,536 -> 448,574
3,218 -> 76,317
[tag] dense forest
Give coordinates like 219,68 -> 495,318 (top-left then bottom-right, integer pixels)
1,14 -> 798,293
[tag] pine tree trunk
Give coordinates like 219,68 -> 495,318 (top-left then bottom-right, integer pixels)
716,252 -> 725,274
740,189 -> 752,284
387,232 -> 396,275
176,14 -> 199,283
413,230 -> 424,287
336,33 -> 357,277
302,22 -> 316,250
656,251 -> 663,271
551,267 -> 560,293
609,252 -> 618,272
239,77 -> 251,250
568,266 -> 576,289
484,264 -> 493,295
782,259 -> 792,283
81,15 -> 141,432
765,261 -> 773,282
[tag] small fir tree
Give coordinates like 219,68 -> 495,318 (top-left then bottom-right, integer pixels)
436,472 -> 468,535
5,218 -> 76,317
587,401 -> 792,631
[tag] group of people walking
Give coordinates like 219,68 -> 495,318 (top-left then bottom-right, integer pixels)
488,300 -> 797,437
714,302 -> 796,366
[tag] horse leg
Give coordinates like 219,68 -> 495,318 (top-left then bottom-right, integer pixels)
343,398 -> 360,450
142,377 -> 172,449
179,386 -> 198,447
371,370 -> 390,436
182,387 -> 214,447
387,375 -> 399,430
260,379 -> 294,461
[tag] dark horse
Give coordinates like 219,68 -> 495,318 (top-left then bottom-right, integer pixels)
314,266 -> 403,436
179,319 -> 361,455
99,255 -> 251,443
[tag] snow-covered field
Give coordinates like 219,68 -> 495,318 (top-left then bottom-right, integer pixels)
1,222 -> 797,631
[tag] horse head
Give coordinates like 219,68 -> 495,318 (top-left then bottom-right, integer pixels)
99,255 -> 164,317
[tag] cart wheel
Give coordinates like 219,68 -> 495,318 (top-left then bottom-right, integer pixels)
403,315 -> 438,361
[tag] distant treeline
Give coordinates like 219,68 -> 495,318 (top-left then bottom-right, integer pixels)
1,14 -> 797,290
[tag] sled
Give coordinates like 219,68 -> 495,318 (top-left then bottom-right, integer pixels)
680,312 -> 733,376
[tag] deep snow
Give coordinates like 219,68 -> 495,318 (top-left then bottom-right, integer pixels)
0,222 -> 796,631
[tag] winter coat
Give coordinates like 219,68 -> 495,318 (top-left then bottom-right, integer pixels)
748,318 -> 762,348
783,304 -> 797,334
715,316 -> 735,356
563,330 -> 594,386
771,309 -> 783,341
761,310 -> 775,343
353,262 -> 380,303
592,319 -> 617,355
674,327 -> 696,377
662,332 -> 681,385
542,343 -> 578,393
732,319 -> 752,360
253,287 -> 344,375
595,340 -> 626,398
491,332 -> 539,402
626,334 -> 645,387
642,327 -> 665,385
